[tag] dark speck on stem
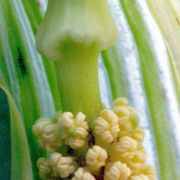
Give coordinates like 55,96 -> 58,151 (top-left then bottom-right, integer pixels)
17,48 -> 26,75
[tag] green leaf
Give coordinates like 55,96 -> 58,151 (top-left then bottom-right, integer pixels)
0,89 -> 11,180
102,47 -> 128,99
0,0 -> 59,179
147,0 -> 180,79
147,0 -> 180,107
0,79 -> 33,180
119,0 -> 180,179
20,0 -> 61,110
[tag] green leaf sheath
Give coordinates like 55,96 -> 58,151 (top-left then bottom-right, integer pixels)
0,78 -> 33,180
20,0 -> 42,33
6,88 -> 33,180
119,0 -> 180,179
102,47 -> 128,99
0,2 -> 42,179
167,48 -> 180,109
0,0 -> 60,179
147,0 -> 180,107
20,0 -> 61,110
147,0 -> 180,78
42,59 -> 62,111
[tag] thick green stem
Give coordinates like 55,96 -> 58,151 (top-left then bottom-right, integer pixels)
55,43 -> 102,124
36,0 -> 118,124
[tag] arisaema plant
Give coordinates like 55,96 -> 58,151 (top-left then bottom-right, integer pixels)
0,0 -> 179,180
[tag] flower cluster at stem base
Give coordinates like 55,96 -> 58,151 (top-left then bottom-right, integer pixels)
33,97 -> 156,180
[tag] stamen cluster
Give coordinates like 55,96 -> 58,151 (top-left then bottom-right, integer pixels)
33,97 -> 155,180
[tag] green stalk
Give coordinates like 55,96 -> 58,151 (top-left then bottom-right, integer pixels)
55,44 -> 102,123
36,0 -> 118,123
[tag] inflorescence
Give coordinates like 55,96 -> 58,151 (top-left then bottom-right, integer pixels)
33,97 -> 156,180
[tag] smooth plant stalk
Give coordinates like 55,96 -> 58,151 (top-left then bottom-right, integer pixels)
36,0 -> 118,124
55,44 -> 102,123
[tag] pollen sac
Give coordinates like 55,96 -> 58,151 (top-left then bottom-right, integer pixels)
139,165 -> 156,180
118,116 -> 134,137
86,145 -> 108,172
50,152 -> 77,178
110,136 -> 138,162
130,128 -> 145,143
113,97 -> 129,107
94,109 -> 120,145
128,145 -> 146,169
113,98 -> 139,137
130,175 -> 149,180
72,168 -> 95,180
58,112 -> 89,149
36,158 -> 54,179
118,136 -> 138,152
104,161 -> 131,180
32,118 -> 61,152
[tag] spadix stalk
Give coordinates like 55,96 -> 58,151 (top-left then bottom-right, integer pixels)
36,0 -> 118,123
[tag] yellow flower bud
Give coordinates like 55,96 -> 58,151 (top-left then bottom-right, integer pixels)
94,109 -> 120,145
118,117 -> 134,137
113,106 -> 131,118
72,168 -> 95,180
49,152 -> 62,176
58,112 -> 89,149
50,152 -> 77,178
32,118 -> 61,152
127,153 -> 146,173
110,136 -> 138,162
118,136 -> 138,152
113,97 -> 129,107
130,128 -> 144,143
104,161 -> 131,180
140,165 -> 156,180
86,145 -> 108,172
113,98 -> 139,136
36,157 -> 54,179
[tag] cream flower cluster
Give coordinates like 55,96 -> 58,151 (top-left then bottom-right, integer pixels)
37,153 -> 77,179
36,158 -> 54,179
58,112 -> 89,149
94,109 -> 120,146
93,98 -> 155,179
32,118 -> 61,152
50,152 -> 77,178
104,161 -> 131,180
33,97 -> 156,180
86,145 -> 108,172
72,168 -> 95,180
